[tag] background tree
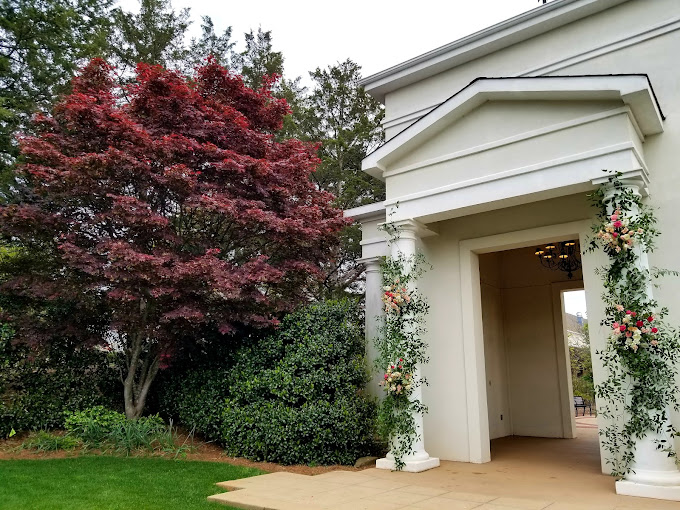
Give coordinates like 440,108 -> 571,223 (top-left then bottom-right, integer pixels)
110,0 -> 190,72
299,60 -> 385,297
0,59 -> 347,419
233,28 -> 284,90
570,323 -> 595,404
0,0 -> 113,201
185,16 -> 235,72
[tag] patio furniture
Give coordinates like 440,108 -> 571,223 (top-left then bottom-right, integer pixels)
573,396 -> 591,416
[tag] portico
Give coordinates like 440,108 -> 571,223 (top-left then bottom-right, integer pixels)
347,0 -> 680,500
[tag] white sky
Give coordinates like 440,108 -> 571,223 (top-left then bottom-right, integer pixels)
117,0 -> 548,84
563,290 -> 588,318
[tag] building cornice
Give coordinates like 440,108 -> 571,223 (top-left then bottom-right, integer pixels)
360,0 -> 632,102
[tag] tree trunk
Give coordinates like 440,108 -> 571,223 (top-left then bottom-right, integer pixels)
122,335 -> 160,420
121,299 -> 160,420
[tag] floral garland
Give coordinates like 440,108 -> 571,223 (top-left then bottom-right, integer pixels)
588,173 -> 680,477
375,252 -> 430,470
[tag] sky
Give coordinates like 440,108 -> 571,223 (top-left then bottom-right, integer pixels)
117,0 -> 549,84
563,290 -> 588,318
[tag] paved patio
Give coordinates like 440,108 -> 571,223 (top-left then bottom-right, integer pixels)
208,417 -> 679,510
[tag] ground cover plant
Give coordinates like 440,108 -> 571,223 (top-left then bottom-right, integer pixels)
18,406 -> 187,457
0,456 -> 260,509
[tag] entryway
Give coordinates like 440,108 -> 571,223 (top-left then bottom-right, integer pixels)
475,239 -> 602,484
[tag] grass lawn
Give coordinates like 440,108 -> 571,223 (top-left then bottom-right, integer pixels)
0,456 -> 264,509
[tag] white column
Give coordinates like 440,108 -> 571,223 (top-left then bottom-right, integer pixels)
610,180 -> 680,501
376,220 -> 440,472
360,256 -> 384,399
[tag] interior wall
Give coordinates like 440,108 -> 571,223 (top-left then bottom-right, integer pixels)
479,253 -> 512,440
479,245 -> 582,440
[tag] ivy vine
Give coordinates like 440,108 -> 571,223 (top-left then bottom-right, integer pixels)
375,228 -> 430,470
588,172 -> 680,477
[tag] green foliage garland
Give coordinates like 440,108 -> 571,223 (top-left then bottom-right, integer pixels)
376,251 -> 430,470
588,173 -> 680,477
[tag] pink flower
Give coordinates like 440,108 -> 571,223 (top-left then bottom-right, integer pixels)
612,232 -> 618,238
636,320 -> 644,328
648,316 -> 654,323
620,325 -> 627,332
616,304 -> 624,311
631,311 -> 637,317
611,213 -> 618,221
651,340 -> 658,346
652,327 -> 658,333
613,220 -> 623,228
384,374 -> 388,379
626,331 -> 632,337
612,322 -> 620,330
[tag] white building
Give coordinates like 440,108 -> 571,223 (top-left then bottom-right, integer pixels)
348,0 -> 680,500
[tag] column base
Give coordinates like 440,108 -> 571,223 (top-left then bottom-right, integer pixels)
616,480 -> 680,501
376,456 -> 440,472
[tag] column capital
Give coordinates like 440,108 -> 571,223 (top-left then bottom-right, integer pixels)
592,170 -> 649,197
379,219 -> 438,240
358,256 -> 382,273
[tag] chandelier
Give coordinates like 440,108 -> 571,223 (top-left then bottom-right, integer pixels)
535,240 -> 581,279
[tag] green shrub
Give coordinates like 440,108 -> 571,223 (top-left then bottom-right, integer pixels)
64,406 -> 127,446
64,406 -> 176,454
0,328 -> 120,436
162,299 -> 379,465
22,431 -> 81,451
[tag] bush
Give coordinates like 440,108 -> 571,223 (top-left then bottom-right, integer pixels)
63,406 -> 176,454
64,406 -> 127,446
0,327 -> 120,437
162,299 -> 378,465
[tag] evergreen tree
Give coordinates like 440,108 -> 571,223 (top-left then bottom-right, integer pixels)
233,28 -> 284,90
185,15 -> 235,72
0,0 -> 113,201
300,60 -> 385,297
110,0 -> 190,72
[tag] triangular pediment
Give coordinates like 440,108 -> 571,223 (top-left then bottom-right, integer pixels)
362,75 -> 663,180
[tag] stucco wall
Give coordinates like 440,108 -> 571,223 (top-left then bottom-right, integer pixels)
480,248 -> 581,442
479,253 -> 511,440
382,0 -> 679,139
416,193 -> 592,461
360,0 -> 680,469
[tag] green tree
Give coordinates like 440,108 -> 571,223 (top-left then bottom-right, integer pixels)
185,16 -> 235,72
570,323 -> 595,404
233,28 -> 284,90
0,0 -> 113,201
300,60 -> 385,296
110,0 -> 190,72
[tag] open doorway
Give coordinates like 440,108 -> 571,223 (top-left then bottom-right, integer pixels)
563,289 -> 597,434
477,243 -> 600,469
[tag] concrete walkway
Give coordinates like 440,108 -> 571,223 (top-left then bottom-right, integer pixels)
209,419 -> 679,510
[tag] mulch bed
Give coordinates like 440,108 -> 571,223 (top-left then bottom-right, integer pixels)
0,431 -> 368,476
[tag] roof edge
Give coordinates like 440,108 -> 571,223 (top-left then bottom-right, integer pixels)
360,0 -> 632,102
344,202 -> 386,221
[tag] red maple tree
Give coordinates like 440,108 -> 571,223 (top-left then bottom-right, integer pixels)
0,59 -> 348,418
